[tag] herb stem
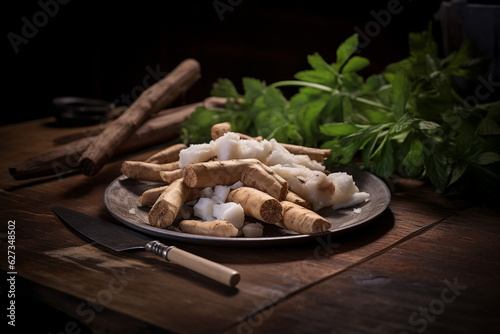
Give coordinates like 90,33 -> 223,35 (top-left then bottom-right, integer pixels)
270,80 -> 390,110
270,80 -> 333,92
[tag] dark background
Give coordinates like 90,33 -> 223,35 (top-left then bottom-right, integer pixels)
4,0 -> 495,126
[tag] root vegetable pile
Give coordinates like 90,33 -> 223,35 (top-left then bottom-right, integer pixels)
120,123 -> 370,238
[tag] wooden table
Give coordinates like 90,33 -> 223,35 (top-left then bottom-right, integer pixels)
1,118 -> 499,334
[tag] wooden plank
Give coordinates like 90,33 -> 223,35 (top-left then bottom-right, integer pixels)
0,177 -> 478,333
0,118 -> 103,189
231,206 -> 500,334
1,118 -> 486,332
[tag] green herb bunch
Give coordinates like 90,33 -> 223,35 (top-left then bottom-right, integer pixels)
180,25 -> 500,200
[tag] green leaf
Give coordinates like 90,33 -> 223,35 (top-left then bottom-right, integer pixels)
308,53 -> 337,74
402,137 -> 425,178
361,135 -> 378,168
297,98 -> 327,147
320,122 -> 363,136
477,101 -> 500,135
391,71 -> 410,121
342,56 -> 370,73
335,34 -> 358,69
448,163 -> 467,186
371,138 -> 394,179
340,72 -> 364,92
361,74 -> 386,94
363,109 -> 395,124
425,151 -> 450,193
391,113 -> 415,134
211,78 -> 242,98
474,152 -> 500,165
418,120 -> 440,130
243,77 -> 265,101
294,70 -> 336,87
258,86 -> 286,110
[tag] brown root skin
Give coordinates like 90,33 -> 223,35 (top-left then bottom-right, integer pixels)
182,159 -> 288,200
179,220 -> 239,237
285,191 -> 311,209
227,187 -> 283,224
279,143 -> 331,162
182,159 -> 259,188
139,185 -> 169,207
78,59 -> 201,176
121,161 -> 179,182
280,201 -> 331,234
148,178 -> 194,228
145,143 -> 187,164
160,169 -> 184,183
211,122 -> 232,140
240,164 -> 288,200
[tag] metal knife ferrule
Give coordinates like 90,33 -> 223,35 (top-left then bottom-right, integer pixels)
146,240 -> 175,261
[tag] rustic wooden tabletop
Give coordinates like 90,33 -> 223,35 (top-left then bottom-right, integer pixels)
1,117 -> 498,334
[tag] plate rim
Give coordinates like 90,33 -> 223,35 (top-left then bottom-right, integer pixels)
104,166 -> 391,247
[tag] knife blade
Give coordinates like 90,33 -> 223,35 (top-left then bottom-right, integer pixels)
51,206 -> 240,287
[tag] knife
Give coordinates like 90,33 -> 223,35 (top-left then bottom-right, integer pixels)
51,206 -> 240,287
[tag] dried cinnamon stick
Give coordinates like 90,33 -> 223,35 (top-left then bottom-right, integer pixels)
9,102 -> 200,180
79,58 -> 201,176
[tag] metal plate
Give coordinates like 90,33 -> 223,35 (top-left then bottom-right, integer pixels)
104,167 -> 391,247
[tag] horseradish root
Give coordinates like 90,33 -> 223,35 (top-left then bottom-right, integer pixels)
79,59 -> 201,176
121,161 -> 180,182
179,220 -> 239,237
182,159 -> 288,200
281,201 -> 332,234
138,185 -> 169,207
145,143 -> 187,164
148,179 -> 196,228
227,187 -> 283,224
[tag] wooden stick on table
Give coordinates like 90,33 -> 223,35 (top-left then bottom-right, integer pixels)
9,103 -> 200,180
78,58 -> 201,176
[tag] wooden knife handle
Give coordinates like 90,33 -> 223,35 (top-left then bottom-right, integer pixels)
145,241 -> 240,287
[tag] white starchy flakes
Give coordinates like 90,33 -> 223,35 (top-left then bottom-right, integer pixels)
213,202 -> 245,229
129,208 -> 136,214
179,131 -> 370,214
271,164 -> 335,211
353,208 -> 362,214
193,197 -> 216,221
179,143 -> 214,167
213,132 -> 241,160
267,139 -> 325,171
332,192 -> 370,210
213,185 -> 231,203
